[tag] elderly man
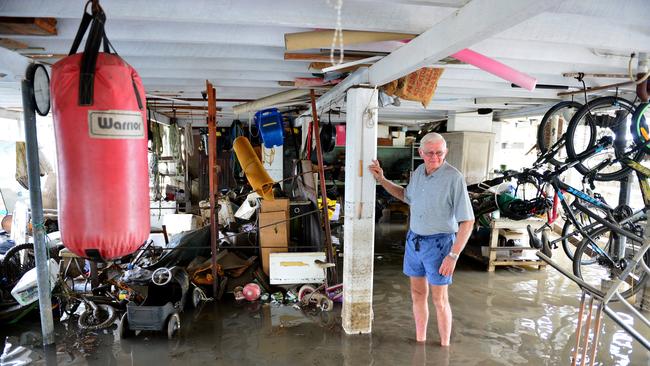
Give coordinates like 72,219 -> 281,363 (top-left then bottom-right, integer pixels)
369,132 -> 474,346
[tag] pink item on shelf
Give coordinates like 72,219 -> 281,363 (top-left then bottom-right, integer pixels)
451,48 -> 537,91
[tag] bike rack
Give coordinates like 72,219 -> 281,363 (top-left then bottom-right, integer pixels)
536,231 -> 650,365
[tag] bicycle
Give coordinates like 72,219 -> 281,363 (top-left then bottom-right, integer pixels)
527,138 -> 649,299
298,260 -> 342,312
536,100 -> 588,167
564,96 -> 645,181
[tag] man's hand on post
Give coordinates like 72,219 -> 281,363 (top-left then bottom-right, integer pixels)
368,159 -> 384,183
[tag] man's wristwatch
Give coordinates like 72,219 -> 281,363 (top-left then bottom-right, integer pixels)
447,252 -> 459,261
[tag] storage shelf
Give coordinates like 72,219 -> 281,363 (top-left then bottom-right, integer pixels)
464,217 -> 547,272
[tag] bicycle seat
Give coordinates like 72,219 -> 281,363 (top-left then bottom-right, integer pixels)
314,260 -> 336,269
527,225 -> 543,249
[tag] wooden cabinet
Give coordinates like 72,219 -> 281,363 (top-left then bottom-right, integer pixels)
442,131 -> 495,185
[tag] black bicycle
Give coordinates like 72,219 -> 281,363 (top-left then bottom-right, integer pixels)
528,138 -> 649,299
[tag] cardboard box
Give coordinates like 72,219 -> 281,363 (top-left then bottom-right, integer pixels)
260,198 -> 289,213
259,198 -> 290,275
377,137 -> 393,146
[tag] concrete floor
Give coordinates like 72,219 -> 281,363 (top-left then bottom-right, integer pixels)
1,223 -> 649,365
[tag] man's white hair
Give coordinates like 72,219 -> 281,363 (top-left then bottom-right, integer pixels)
419,132 -> 447,150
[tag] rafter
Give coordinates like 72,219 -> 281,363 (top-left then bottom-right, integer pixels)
368,0 -> 564,86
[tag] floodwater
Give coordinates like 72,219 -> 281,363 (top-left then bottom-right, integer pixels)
1,224 -> 649,365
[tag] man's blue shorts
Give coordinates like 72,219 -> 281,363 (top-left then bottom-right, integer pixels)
403,230 -> 456,286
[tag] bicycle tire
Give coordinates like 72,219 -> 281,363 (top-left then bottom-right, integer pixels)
565,96 -> 642,181
537,101 -> 584,166
572,225 -> 649,299
78,303 -> 117,330
561,221 -> 601,265
631,102 -> 650,154
561,201 -> 611,263
1,244 -> 36,289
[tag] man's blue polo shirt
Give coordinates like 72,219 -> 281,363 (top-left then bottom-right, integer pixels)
404,162 -> 474,235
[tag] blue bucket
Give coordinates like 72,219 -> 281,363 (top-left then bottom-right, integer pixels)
254,108 -> 284,148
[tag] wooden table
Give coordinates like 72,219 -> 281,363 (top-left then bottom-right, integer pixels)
466,217 -> 548,272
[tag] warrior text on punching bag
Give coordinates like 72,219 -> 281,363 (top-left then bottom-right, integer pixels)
51,1 -> 149,260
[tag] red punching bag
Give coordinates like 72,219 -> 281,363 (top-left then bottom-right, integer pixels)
51,1 -> 149,260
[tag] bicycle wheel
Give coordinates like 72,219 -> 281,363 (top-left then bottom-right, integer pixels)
1,243 -> 36,289
572,226 -> 649,299
565,96 -> 642,181
630,102 -> 650,154
537,101 -> 584,166
561,205 -> 609,263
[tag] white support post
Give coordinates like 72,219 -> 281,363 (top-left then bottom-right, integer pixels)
342,87 -> 378,334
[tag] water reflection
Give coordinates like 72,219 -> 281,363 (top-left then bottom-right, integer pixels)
1,227 -> 649,365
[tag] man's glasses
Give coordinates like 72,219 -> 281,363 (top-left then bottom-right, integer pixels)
421,150 -> 446,159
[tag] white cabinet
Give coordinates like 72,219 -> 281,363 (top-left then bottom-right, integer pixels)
442,131 -> 495,185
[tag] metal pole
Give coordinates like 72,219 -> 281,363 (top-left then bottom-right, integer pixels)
588,304 -> 604,366
571,291 -> 587,366
614,116 -> 631,259
309,89 -> 337,283
206,81 -> 219,296
21,65 -> 55,346
579,296 -> 594,366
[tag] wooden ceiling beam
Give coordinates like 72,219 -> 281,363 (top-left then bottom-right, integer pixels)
148,105 -> 222,111
285,30 -> 415,51
0,17 -> 57,35
284,52 -> 382,63
0,38 -> 29,50
147,97 -> 253,103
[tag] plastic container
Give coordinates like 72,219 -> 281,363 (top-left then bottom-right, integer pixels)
254,108 -> 284,148
11,258 -> 59,306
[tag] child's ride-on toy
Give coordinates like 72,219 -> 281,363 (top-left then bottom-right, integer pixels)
119,266 -> 189,339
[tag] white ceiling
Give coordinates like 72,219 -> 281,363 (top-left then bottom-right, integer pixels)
0,0 -> 649,126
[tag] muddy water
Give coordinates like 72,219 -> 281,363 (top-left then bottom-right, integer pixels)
1,224 -> 649,365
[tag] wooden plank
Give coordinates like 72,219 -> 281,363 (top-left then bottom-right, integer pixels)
557,80 -> 634,97
309,62 -> 371,73
285,52 -> 380,62
0,38 -> 28,50
0,17 -> 57,35
285,30 -> 415,51
149,97 -> 254,103
492,260 -> 546,266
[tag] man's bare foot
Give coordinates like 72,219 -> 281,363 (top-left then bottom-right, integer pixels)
440,342 -> 450,347
416,338 -> 426,343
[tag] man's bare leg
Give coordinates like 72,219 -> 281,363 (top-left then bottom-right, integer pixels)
430,284 -> 451,346
410,277 -> 429,342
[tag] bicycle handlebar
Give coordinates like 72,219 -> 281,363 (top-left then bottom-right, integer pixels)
469,136 -> 613,192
